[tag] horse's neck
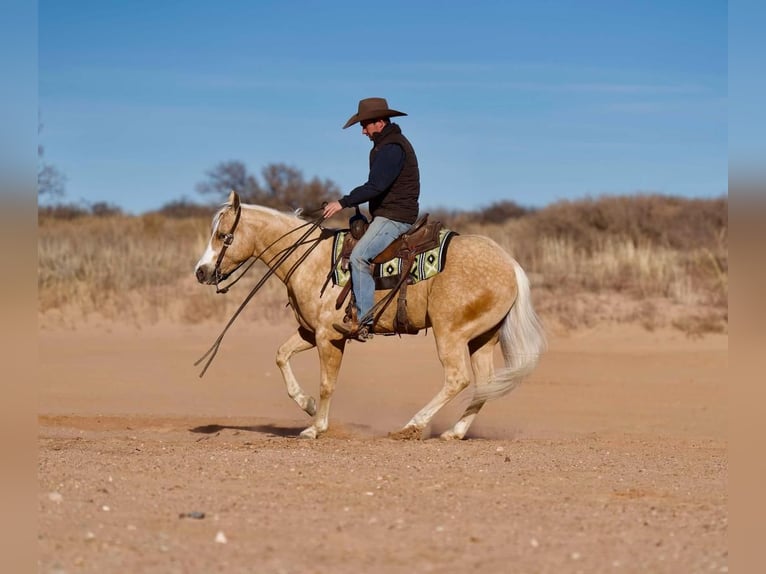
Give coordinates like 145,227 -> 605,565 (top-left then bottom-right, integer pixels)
242,206 -> 326,285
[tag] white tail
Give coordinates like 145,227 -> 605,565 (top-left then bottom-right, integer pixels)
474,260 -> 547,402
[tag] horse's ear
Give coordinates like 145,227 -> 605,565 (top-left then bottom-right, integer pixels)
227,190 -> 240,210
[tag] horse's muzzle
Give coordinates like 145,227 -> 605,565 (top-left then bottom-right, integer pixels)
195,265 -> 212,284
196,264 -> 230,285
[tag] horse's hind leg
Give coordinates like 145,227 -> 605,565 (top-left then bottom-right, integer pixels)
390,336 -> 472,440
441,332 -> 498,440
276,327 -> 318,416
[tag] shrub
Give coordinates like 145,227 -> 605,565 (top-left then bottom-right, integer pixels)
38,193 -> 728,334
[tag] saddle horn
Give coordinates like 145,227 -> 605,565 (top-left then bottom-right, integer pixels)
349,206 -> 369,240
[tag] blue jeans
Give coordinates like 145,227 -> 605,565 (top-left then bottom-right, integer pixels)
350,216 -> 412,325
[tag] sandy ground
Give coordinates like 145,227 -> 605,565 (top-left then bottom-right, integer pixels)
38,320 -> 728,573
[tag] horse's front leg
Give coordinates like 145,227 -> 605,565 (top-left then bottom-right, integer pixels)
276,328 -> 317,416
299,333 -> 346,439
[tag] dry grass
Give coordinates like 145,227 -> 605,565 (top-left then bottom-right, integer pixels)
38,213 -> 291,328
38,194 -> 728,336
431,194 -> 727,335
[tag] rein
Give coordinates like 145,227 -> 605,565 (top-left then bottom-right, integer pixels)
195,211 -> 326,377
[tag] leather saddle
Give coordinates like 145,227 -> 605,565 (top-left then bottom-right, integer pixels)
329,214 -> 443,335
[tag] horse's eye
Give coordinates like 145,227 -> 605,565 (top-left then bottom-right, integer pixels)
217,233 -> 226,241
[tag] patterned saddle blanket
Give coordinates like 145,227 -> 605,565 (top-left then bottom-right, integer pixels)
330,228 -> 457,290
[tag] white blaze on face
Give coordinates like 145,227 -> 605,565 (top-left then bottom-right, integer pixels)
194,213 -> 222,273
195,238 -> 217,271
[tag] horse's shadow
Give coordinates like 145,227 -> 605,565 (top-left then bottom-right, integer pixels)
189,422 -> 509,441
189,423 -> 303,438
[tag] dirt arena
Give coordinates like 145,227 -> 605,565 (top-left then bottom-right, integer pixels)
38,320 -> 727,573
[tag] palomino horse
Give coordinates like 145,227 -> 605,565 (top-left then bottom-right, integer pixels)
195,191 -> 546,439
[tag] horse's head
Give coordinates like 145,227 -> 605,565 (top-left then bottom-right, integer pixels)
195,190 -> 249,285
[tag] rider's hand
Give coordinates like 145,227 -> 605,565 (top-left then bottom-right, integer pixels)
323,201 -> 343,219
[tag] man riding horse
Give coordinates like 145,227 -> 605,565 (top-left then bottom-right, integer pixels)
323,97 -> 420,342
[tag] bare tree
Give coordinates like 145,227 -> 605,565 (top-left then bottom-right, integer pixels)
301,175 -> 342,211
195,161 -> 262,202
261,163 -> 305,207
197,161 -> 340,211
38,121 -> 66,199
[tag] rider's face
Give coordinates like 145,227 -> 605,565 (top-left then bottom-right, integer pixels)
361,119 -> 385,140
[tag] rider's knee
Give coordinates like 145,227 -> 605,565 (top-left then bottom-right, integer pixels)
349,251 -> 372,271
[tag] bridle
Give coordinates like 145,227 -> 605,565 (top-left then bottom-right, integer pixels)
196,205 -> 328,376
212,203 -> 242,292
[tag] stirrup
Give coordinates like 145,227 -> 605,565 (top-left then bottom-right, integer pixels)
332,322 -> 374,342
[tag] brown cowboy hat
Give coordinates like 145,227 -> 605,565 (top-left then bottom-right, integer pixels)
343,97 -> 407,129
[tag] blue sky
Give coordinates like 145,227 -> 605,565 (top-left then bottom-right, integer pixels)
38,0 -> 727,214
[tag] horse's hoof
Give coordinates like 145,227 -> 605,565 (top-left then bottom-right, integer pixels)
439,430 -> 464,441
299,427 -> 318,439
388,426 -> 423,441
304,397 -> 317,417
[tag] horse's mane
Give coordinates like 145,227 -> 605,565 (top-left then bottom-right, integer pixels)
212,202 -> 302,229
